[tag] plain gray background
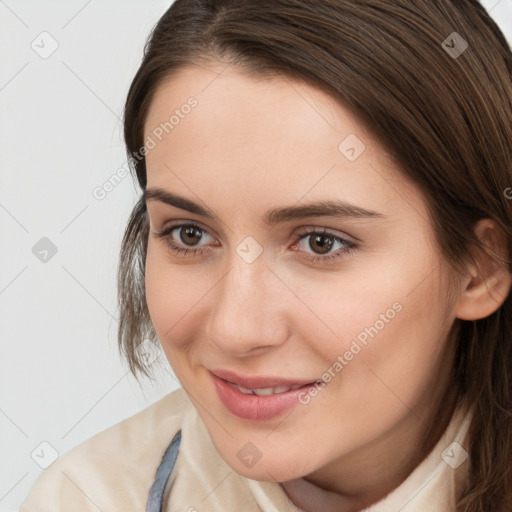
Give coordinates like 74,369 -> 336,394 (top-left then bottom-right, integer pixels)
1,1 -> 511,510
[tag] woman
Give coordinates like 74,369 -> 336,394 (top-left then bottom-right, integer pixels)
21,0 -> 512,510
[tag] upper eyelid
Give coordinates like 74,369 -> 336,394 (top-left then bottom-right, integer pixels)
157,221 -> 355,245
157,221 -> 217,240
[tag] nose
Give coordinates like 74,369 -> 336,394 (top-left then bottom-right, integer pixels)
205,250 -> 289,357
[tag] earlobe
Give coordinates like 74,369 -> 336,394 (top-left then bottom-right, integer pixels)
455,219 -> 511,321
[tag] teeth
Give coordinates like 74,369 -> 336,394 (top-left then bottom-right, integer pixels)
253,387 -> 276,396
237,385 -> 254,394
233,383 -> 307,395
272,386 -> 292,394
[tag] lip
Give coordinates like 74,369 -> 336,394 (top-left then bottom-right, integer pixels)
209,369 -> 321,421
210,368 -> 318,389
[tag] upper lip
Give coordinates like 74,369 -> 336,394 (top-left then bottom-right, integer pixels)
209,368 -> 320,389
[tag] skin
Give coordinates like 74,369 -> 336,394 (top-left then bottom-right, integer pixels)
142,62 -> 510,510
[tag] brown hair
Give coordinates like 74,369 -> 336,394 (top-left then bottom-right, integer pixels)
118,1 -> 512,509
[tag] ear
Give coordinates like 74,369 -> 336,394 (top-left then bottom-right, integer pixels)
455,218 -> 511,321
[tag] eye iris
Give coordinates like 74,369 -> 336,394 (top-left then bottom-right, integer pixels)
310,234 -> 333,254
181,226 -> 202,246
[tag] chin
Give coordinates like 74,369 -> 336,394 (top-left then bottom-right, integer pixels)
221,450 -> 311,483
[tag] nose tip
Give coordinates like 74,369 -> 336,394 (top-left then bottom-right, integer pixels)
205,259 -> 289,356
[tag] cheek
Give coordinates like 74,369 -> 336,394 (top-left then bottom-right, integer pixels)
144,241 -> 205,351
284,271 -> 454,463
302,255 -> 453,400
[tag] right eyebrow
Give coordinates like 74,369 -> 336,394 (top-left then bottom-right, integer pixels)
144,187 -> 213,217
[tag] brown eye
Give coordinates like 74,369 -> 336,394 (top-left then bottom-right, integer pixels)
153,223 -> 215,257
179,225 -> 204,246
293,228 -> 357,264
308,233 -> 335,254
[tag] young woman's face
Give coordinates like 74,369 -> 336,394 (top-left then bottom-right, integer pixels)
143,63 -> 462,485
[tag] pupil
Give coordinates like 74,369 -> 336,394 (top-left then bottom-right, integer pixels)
311,234 -> 333,254
182,226 -> 201,246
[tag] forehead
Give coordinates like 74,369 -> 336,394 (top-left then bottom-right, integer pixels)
143,63 -> 429,223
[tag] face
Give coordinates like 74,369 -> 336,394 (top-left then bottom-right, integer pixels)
143,63 -> 462,485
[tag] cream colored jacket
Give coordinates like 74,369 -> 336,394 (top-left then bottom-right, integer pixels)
20,388 -> 472,511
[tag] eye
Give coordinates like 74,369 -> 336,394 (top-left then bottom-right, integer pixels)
292,227 -> 357,263
152,222 -> 357,263
153,223 -> 215,257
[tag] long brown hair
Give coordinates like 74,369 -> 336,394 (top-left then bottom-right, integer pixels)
118,1 -> 512,510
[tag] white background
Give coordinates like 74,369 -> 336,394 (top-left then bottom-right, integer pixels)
1,1 -> 511,510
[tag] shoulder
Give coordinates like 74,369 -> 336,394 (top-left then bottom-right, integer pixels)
20,388 -> 189,512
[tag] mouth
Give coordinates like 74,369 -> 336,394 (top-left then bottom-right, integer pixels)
229,382 -> 307,396
210,367 -> 320,390
209,368 -> 322,420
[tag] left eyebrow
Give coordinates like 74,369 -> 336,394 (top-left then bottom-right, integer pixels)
263,199 -> 386,225
143,187 -> 386,227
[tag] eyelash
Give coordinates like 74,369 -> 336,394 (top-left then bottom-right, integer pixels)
153,223 -> 357,264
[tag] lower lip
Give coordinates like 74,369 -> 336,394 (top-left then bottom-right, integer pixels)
210,373 -> 319,421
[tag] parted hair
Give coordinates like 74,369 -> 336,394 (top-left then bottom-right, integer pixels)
119,1 -> 512,510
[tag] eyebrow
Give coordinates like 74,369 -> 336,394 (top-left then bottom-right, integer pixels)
143,187 -> 386,226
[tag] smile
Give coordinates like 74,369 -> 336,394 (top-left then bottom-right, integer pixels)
232,382 -> 306,396
209,369 -> 322,421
